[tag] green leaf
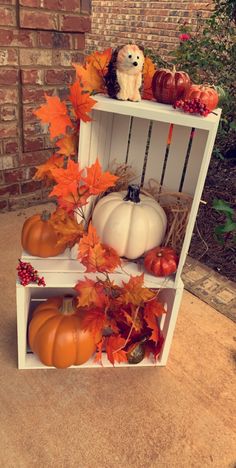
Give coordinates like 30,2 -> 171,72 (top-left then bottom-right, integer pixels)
213,199 -> 235,215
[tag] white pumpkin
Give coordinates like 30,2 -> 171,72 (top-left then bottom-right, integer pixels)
92,184 -> 167,260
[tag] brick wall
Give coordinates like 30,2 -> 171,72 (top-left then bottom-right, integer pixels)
85,1 -> 213,57
0,0 -> 91,211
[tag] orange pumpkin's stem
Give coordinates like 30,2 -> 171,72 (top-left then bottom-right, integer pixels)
41,210 -> 51,222
59,295 -> 76,315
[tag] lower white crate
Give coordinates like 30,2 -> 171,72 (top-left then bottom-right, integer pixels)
16,276 -> 183,369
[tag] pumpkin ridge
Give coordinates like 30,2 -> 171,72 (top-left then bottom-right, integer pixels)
121,202 -> 134,258
29,311 -> 58,351
51,315 -> 64,367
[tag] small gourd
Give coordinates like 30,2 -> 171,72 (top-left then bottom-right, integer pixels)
21,210 -> 65,258
92,184 -> 167,260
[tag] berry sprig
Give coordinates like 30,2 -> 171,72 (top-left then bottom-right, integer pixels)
17,259 -> 46,287
173,98 -> 210,117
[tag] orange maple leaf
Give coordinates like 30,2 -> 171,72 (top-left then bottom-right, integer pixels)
78,223 -> 120,273
86,48 -> 112,77
145,334 -> 164,360
144,299 -> 166,343
81,307 -> 106,338
121,274 -> 155,306
69,80 -> 96,122
49,159 -> 82,201
49,208 -> 84,248
142,56 -> 156,101
56,134 -> 77,157
106,335 -> 128,365
34,95 -> 74,139
94,338 -> 105,365
75,277 -> 109,308
33,153 -> 65,182
73,62 -> 105,94
82,158 -> 119,195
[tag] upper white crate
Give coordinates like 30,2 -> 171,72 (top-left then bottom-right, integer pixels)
78,94 -> 221,283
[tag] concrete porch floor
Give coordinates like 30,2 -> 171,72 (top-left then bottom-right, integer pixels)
0,204 -> 235,468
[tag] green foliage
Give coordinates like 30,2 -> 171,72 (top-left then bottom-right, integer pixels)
212,199 -> 236,244
170,0 -> 236,158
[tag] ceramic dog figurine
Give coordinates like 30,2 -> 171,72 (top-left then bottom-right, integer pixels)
105,44 -> 144,101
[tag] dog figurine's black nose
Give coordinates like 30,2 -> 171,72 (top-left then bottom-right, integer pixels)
133,61 -> 138,66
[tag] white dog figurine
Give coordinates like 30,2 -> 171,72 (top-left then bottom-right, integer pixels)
105,44 -> 144,102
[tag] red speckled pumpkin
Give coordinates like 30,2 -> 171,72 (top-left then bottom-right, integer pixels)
184,84 -> 219,111
152,66 -> 191,104
29,296 -> 101,368
144,246 -> 179,277
21,210 -> 65,258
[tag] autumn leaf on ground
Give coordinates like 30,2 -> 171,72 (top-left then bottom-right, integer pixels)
56,134 -> 77,157
82,158 -> 119,195
144,299 -> 166,343
49,159 -> 82,201
50,208 -> 84,248
142,56 -> 156,101
69,80 -> 96,122
81,307 -> 105,339
120,273 -> 155,306
94,338 -> 105,365
145,334 -> 165,361
75,277 -> 109,308
34,95 -> 74,139
106,335 -> 128,365
73,62 -> 105,94
78,223 -> 120,273
33,153 -> 65,182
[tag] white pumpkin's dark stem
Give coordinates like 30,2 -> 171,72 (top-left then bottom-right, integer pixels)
124,184 -> 141,203
59,295 -> 76,315
41,210 -> 51,222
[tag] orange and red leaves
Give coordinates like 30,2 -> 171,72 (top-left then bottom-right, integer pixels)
78,223 -> 121,273
142,56 -> 156,101
74,48 -> 112,94
50,208 -> 84,248
49,158 -> 82,202
81,307 -> 106,339
75,277 -> 109,308
34,95 -> 74,139
69,80 -> 96,122
56,134 -> 77,157
144,299 -> 166,343
33,153 -> 65,183
121,273 -> 155,306
105,335 -> 127,365
82,158 -> 118,195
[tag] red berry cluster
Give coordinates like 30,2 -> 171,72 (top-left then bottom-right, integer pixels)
17,259 -> 46,287
173,98 -> 210,116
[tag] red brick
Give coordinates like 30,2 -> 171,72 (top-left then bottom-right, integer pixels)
0,29 -> 35,47
21,179 -> 42,193
45,68 -> 75,85
1,105 -> 17,121
74,33 -> 85,50
3,139 -> 18,154
37,31 -> 73,49
23,137 -> 45,152
19,0 -> 40,6
4,166 -> 36,183
59,14 -> 91,32
42,0 -> 80,11
24,121 -> 47,136
81,0 -> 90,14
0,88 -> 18,104
53,49 -> 84,66
19,9 -> 58,30
0,1 -> 16,5
0,182 -> 20,196
0,69 -> 18,85
0,154 -> 18,169
0,122 -> 17,138
0,6 -> 16,26
22,87 -> 54,104
20,48 -> 52,66
19,149 -> 51,166
0,48 -> 18,66
21,69 -> 44,85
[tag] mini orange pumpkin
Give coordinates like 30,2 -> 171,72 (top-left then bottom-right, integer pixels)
184,84 -> 219,111
29,296 -> 101,368
21,210 -> 65,257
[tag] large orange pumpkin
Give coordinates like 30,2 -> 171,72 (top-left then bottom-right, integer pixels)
152,66 -> 191,104
21,210 -> 65,257
29,296 -> 101,368
184,84 -> 219,111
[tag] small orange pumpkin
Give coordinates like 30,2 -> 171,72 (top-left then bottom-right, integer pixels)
21,210 -> 65,257
29,296 -> 101,368
184,84 -> 219,111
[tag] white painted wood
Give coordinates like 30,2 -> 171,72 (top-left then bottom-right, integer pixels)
126,117 -> 150,184
93,94 -> 221,130
109,113 -> 131,166
162,125 -> 192,192
16,286 -> 30,369
144,121 -> 171,185
182,129 -> 208,195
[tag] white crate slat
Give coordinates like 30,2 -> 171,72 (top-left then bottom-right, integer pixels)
143,121 -> 171,185
17,96 -> 221,369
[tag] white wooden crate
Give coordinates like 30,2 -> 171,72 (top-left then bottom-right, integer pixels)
16,96 -> 221,369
